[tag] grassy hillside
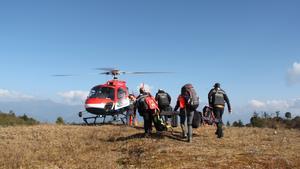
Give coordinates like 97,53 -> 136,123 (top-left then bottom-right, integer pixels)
0,112 -> 39,126
0,125 -> 299,169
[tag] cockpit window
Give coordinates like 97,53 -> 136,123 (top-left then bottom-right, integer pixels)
89,86 -> 115,100
117,88 -> 126,99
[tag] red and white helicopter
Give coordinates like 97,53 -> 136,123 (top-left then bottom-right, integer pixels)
55,68 -> 168,124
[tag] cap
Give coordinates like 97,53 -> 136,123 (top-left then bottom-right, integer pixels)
214,83 -> 220,88
158,89 -> 164,93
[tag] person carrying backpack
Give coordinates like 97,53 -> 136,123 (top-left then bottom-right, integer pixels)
135,87 -> 153,136
155,89 -> 172,124
135,87 -> 165,136
208,83 -> 232,138
174,84 -> 199,142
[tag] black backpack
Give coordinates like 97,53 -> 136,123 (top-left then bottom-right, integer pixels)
181,84 -> 199,110
136,95 -> 148,115
157,93 -> 170,107
213,89 -> 225,106
192,110 -> 201,128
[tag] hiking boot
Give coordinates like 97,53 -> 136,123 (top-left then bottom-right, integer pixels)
217,130 -> 223,138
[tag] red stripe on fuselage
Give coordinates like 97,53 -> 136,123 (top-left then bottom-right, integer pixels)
85,98 -> 113,104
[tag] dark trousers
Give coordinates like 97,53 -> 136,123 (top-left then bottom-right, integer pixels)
179,108 -> 194,125
179,108 -> 194,141
143,111 -> 153,134
213,107 -> 224,138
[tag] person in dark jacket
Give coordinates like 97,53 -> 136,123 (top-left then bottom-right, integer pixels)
134,87 -> 153,136
126,94 -> 137,126
155,89 -> 172,124
208,83 -> 231,138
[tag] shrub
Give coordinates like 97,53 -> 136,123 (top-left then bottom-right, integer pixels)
56,117 -> 65,125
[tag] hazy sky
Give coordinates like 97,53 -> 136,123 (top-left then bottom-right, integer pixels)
0,0 -> 299,122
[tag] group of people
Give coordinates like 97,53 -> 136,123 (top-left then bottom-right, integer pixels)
126,82 -> 231,142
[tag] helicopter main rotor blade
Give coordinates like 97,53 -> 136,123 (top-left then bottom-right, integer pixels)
99,72 -> 112,75
125,71 -> 173,74
95,67 -> 116,71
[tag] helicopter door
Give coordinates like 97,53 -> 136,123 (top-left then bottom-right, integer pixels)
115,88 -> 130,110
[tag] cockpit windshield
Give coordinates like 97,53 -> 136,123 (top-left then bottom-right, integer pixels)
89,86 -> 115,100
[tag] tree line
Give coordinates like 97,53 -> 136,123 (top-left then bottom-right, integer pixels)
0,110 -> 65,126
0,110 -> 39,126
1,109 -> 299,129
228,111 -> 300,129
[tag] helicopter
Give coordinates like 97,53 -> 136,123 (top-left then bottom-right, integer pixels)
55,68 -> 169,124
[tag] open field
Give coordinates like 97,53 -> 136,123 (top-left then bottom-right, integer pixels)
0,124 -> 299,169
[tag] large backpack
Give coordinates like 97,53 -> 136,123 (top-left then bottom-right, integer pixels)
202,106 -> 215,125
145,96 -> 159,110
192,110 -> 201,128
213,89 -> 225,106
181,84 -> 200,110
136,95 -> 149,115
157,93 -> 170,107
153,114 -> 167,131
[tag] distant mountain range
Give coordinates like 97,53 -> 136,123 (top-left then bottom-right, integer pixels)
0,99 -> 83,123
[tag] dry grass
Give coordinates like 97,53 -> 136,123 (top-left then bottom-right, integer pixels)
0,124 -> 299,169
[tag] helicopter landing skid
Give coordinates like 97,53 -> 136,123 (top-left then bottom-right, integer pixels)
82,115 -> 106,125
81,114 -> 127,125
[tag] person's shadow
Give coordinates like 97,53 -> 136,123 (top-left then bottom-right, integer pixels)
112,129 -> 199,142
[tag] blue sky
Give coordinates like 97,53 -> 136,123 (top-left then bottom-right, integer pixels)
0,0 -> 300,122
